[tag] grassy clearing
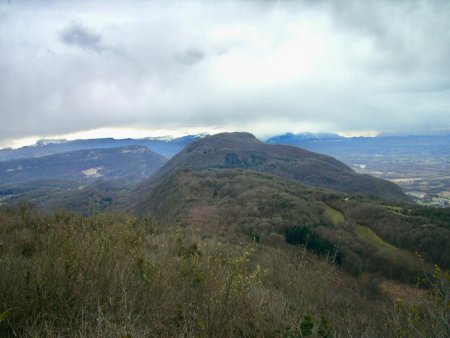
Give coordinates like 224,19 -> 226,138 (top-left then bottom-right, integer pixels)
355,225 -> 421,265
355,225 -> 398,253
324,205 -> 345,225
353,225 -> 433,289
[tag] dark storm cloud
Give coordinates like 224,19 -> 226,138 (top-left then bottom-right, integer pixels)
0,0 -> 449,147
60,22 -> 102,52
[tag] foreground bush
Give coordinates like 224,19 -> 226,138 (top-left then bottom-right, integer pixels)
0,204 -> 445,337
387,264 -> 450,337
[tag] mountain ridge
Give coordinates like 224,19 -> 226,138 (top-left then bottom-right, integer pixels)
0,145 -> 166,185
131,132 -> 411,212
0,134 -> 204,161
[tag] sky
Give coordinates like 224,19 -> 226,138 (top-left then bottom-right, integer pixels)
1,0 -> 449,148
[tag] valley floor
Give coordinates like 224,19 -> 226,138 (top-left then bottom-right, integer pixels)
346,156 -> 450,207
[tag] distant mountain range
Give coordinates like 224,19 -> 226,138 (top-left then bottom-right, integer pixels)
3,131 -> 449,210
0,145 -> 166,185
0,135 -> 203,161
265,133 -> 450,157
3,133 -> 449,164
266,132 -> 344,143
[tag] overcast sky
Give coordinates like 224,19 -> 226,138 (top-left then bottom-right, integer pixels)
1,0 -> 449,148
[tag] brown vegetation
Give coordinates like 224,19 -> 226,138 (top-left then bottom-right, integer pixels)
1,203 -> 448,337
131,167 -> 448,283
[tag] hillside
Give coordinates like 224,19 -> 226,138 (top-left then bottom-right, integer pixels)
133,132 -> 411,206
0,145 -> 166,185
266,133 -> 450,205
1,138 -> 448,336
4,205 -> 446,337
132,167 -> 450,282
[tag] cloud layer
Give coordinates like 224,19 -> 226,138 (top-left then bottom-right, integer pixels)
0,0 -> 449,146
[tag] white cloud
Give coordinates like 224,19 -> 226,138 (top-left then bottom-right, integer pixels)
0,0 -> 449,147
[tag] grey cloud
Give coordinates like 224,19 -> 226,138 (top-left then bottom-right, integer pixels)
0,0 -> 449,147
328,0 -> 450,81
178,50 -> 205,65
60,22 -> 102,52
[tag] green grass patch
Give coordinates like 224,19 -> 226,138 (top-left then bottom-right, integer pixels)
382,205 -> 407,217
354,225 -> 423,282
355,225 -> 398,253
383,205 -> 403,213
324,206 -> 345,225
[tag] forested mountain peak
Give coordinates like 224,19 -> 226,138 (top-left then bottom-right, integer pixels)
132,133 -> 411,213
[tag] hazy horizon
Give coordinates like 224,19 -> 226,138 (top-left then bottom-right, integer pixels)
3,128 -> 450,150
